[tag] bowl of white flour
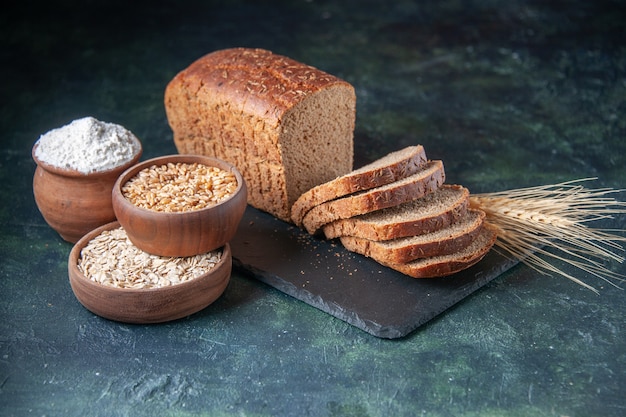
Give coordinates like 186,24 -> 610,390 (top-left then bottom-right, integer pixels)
32,116 -> 142,242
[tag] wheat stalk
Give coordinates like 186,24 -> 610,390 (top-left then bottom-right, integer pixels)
470,178 -> 626,293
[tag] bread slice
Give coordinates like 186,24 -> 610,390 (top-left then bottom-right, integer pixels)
338,209 -> 486,264
379,223 -> 498,278
290,145 -> 428,226
164,47 -> 356,222
322,184 -> 470,240
301,160 -> 446,234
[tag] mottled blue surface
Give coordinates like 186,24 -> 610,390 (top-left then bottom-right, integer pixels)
1,1 -> 625,416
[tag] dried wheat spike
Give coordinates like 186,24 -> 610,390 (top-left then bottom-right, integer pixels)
470,178 -> 626,293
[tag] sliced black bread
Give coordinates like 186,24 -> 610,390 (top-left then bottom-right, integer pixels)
301,160 -> 446,235
378,223 -> 498,278
322,184 -> 470,240
339,209 -> 486,264
291,145 -> 428,226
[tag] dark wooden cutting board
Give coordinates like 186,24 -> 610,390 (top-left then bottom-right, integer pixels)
230,206 -> 519,339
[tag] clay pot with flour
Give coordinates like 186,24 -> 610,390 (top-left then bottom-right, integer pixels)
31,117 -> 143,243
32,146 -> 142,243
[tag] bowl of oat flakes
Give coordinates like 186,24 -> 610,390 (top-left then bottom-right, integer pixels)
112,154 -> 247,257
68,221 -> 232,323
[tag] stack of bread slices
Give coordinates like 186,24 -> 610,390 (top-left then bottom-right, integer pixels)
291,145 -> 498,278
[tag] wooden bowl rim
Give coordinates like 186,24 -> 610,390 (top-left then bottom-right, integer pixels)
32,142 -> 143,178
68,220 -> 232,294
112,154 -> 246,217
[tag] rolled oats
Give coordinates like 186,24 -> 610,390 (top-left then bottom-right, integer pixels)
78,227 -> 222,289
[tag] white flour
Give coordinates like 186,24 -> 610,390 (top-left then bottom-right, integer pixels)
34,116 -> 142,173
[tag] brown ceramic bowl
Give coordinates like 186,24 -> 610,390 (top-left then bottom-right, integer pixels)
112,154 -> 247,257
32,143 -> 142,243
68,221 -> 232,323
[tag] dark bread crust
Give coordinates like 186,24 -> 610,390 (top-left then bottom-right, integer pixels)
380,224 -> 498,278
165,48 -> 356,222
339,209 -> 486,264
301,160 -> 446,235
322,184 -> 470,241
291,145 -> 428,226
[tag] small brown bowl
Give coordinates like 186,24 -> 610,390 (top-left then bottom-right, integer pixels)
112,154 -> 247,257
68,221 -> 232,323
32,143 -> 142,243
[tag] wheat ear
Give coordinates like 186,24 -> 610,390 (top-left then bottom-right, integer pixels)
470,178 -> 626,293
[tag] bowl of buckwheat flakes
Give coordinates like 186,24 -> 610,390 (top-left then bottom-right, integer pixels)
68,221 -> 232,323
112,154 -> 247,258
